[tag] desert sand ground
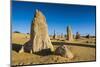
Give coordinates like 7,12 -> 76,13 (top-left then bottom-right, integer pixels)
11,33 -> 96,66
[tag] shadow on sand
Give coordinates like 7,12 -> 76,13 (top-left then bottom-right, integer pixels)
12,42 -> 95,56
12,44 -> 22,52
52,42 -> 96,48
12,43 -> 53,56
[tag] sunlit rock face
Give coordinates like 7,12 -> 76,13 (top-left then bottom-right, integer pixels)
30,9 -> 54,53
55,45 -> 74,59
67,25 -> 73,41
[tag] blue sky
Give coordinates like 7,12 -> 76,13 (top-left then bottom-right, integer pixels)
12,1 -> 96,36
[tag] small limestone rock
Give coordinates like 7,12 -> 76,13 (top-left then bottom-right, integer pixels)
18,62 -> 24,65
55,45 -> 74,59
19,45 -> 24,53
55,46 -> 66,56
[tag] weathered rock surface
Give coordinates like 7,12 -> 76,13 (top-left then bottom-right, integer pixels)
55,45 -> 74,59
67,25 -> 73,41
23,9 -> 54,53
76,32 -> 80,39
53,30 -> 56,39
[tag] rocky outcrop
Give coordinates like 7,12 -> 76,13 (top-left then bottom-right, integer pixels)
53,30 -> 56,39
23,9 -> 54,54
55,45 -> 74,59
76,32 -> 80,39
67,25 -> 73,41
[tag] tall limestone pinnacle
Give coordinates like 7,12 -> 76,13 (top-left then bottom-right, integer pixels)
30,9 -> 54,53
67,25 -> 73,41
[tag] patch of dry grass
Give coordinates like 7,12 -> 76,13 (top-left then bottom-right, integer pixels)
12,33 -> 30,45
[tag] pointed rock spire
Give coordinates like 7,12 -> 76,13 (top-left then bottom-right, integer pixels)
30,9 -> 54,53
67,25 -> 73,41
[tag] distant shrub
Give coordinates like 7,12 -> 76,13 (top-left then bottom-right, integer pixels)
14,31 -> 20,33
86,34 -> 90,38
27,33 -> 30,34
